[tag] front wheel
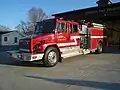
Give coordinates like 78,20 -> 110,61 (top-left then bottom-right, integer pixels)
43,47 -> 59,67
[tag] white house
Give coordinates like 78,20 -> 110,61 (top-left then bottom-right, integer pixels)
0,30 -> 11,46
1,31 -> 25,46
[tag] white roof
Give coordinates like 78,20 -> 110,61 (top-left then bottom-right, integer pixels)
1,30 -> 26,37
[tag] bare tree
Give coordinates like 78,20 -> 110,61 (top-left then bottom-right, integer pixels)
0,25 -> 10,31
15,7 -> 48,35
28,7 -> 47,23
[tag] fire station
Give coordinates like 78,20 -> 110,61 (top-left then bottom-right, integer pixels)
53,0 -> 120,49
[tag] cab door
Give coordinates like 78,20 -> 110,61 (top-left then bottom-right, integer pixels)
69,24 -> 80,46
56,22 -> 70,47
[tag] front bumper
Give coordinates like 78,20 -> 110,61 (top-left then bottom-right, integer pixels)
7,50 -> 44,61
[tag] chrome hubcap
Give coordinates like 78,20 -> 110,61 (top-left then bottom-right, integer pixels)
48,51 -> 57,64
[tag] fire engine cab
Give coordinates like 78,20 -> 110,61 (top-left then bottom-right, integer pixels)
8,18 -> 105,67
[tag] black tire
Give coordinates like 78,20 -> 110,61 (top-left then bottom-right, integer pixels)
43,47 -> 59,67
96,42 -> 103,54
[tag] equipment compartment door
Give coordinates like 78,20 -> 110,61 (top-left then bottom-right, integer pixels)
80,25 -> 91,49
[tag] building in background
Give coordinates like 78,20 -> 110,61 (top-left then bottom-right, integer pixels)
1,31 -> 25,46
53,2 -> 120,49
0,30 -> 11,46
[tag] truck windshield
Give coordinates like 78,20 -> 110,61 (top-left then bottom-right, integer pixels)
35,19 -> 56,34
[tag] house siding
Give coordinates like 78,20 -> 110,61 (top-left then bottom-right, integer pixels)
0,34 -> 1,46
1,31 -> 24,46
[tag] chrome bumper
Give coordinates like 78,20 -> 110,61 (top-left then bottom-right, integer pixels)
7,50 -> 44,61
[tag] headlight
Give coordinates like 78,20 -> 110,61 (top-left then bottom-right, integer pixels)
33,44 -> 42,51
35,45 -> 41,50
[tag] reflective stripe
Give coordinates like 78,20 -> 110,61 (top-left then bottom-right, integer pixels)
91,36 -> 106,39
57,42 -> 76,47
57,36 -> 80,47
70,36 -> 80,45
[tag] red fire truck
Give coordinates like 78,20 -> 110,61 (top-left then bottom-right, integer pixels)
8,18 -> 105,67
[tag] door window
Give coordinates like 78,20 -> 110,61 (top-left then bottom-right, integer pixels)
58,23 -> 67,33
70,24 -> 78,33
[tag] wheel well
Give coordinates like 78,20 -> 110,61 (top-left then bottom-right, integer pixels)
44,45 -> 61,61
97,40 -> 103,49
98,40 -> 103,44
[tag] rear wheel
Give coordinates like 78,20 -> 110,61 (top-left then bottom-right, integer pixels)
43,47 -> 59,67
96,42 -> 103,54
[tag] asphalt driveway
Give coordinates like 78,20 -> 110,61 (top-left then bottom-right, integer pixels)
0,48 -> 120,90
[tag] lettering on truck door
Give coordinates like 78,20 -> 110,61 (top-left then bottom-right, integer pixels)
57,22 -> 70,47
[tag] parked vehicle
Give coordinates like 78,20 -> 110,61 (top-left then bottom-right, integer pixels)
8,18 -> 105,67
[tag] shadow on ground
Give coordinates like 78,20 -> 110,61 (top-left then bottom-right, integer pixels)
0,52 -> 44,67
0,60 -> 44,67
103,47 -> 120,54
0,45 -> 18,52
25,75 -> 120,90
0,47 -> 120,67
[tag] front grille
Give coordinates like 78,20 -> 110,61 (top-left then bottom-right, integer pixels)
19,39 -> 31,50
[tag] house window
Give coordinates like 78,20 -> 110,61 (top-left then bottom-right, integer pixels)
4,37 -> 7,42
14,37 -> 17,43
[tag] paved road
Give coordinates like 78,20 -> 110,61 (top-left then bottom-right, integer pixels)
0,48 -> 120,90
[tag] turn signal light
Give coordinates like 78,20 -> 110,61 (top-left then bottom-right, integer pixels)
32,56 -> 37,59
